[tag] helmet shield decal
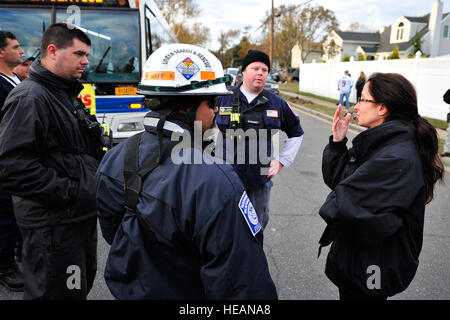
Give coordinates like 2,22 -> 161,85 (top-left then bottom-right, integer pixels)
176,57 -> 200,80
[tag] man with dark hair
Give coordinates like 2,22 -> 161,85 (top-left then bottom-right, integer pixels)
0,30 -> 25,292
215,50 -> 304,231
40,23 -> 91,59
0,23 -> 104,299
337,70 -> 353,110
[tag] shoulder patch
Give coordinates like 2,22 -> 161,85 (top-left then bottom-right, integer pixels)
287,103 -> 298,116
238,191 -> 261,236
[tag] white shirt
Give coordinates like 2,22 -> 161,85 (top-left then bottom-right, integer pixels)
338,75 -> 353,94
0,73 -> 21,87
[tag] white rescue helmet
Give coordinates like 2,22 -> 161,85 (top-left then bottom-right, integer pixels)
138,43 -> 232,96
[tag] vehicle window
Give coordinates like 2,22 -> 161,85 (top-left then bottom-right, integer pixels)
0,8 -> 51,59
148,11 -> 173,53
56,9 -> 140,82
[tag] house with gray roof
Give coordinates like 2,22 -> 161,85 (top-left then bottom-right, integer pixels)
321,0 -> 450,62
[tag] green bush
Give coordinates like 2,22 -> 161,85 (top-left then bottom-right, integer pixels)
388,46 -> 400,59
342,54 -> 351,62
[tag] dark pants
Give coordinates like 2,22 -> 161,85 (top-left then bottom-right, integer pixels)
0,191 -> 21,268
339,287 -> 388,301
20,217 -> 97,300
247,180 -> 273,230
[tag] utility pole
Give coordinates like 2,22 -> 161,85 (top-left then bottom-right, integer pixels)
269,0 -> 274,65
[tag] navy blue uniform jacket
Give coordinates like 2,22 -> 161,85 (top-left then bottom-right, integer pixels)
216,87 -> 303,190
96,114 -> 278,300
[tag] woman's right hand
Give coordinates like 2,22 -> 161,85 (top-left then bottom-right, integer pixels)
332,105 -> 351,142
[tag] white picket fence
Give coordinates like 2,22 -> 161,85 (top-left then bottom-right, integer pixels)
299,57 -> 450,120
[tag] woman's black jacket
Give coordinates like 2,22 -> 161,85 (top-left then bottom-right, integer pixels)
319,120 -> 426,297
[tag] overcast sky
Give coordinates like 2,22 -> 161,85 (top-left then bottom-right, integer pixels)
196,0 -> 449,50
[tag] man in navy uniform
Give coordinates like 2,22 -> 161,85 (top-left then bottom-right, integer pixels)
96,44 -> 277,300
215,50 -> 304,230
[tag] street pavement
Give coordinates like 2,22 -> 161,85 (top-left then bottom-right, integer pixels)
1,105 -> 449,300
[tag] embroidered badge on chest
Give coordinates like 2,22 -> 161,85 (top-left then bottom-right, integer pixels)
266,110 -> 278,118
238,191 -> 261,236
176,57 -> 200,80
219,106 -> 232,115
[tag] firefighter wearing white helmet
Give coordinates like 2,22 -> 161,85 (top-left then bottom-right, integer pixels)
95,44 -> 278,300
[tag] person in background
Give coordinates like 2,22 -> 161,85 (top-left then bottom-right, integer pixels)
337,70 -> 353,110
0,23 -> 106,300
318,72 -> 444,300
441,89 -> 450,157
355,71 -> 366,102
13,56 -> 35,80
0,30 -> 25,293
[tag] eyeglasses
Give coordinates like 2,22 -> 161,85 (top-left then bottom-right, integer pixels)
357,97 -> 376,104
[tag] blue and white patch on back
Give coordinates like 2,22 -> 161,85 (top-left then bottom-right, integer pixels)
238,191 -> 261,236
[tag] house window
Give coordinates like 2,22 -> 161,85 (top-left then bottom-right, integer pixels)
396,22 -> 404,40
444,25 -> 449,38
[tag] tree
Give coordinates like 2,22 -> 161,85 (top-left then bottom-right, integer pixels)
154,0 -> 200,26
154,0 -> 210,45
357,53 -> 367,61
323,38 -> 340,60
410,32 -> 424,54
389,46 -> 400,59
215,29 -> 240,67
348,22 -> 373,32
172,22 -> 209,46
260,4 -> 338,68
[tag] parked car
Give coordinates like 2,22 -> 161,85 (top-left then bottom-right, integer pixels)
291,69 -> 299,82
264,74 -> 279,95
224,67 -> 239,85
271,71 -> 280,82
271,69 -> 287,82
288,67 -> 299,82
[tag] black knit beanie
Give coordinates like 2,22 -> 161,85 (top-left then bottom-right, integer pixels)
241,50 -> 271,72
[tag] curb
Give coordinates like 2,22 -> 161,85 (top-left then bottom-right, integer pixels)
288,100 -> 450,171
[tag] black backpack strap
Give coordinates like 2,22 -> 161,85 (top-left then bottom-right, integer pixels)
123,132 -> 178,213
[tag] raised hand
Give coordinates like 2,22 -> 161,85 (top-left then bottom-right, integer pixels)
332,105 -> 351,142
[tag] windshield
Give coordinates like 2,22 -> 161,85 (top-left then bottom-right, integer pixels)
227,68 -> 238,76
56,9 -> 140,82
0,8 -> 51,58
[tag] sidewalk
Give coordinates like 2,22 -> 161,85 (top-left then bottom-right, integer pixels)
280,90 -> 450,170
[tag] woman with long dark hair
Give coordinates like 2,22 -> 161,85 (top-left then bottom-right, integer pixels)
318,72 -> 444,300
355,71 -> 366,102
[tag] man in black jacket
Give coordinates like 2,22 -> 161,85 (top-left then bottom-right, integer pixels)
0,23 -> 103,299
0,30 -> 25,292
